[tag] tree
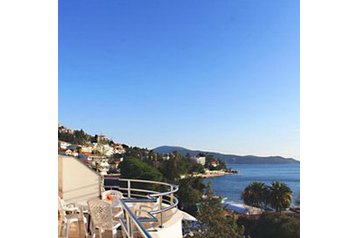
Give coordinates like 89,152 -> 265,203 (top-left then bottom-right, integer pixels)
58,131 -> 75,144
269,181 -> 293,212
206,180 -> 215,198
241,181 -> 293,212
241,213 -> 299,238
120,157 -> 163,182
189,163 -> 205,174
111,153 -> 123,160
177,177 -> 204,215
198,152 -> 206,157
160,158 -> 181,181
193,196 -> 245,238
73,129 -> 90,145
241,182 -> 269,209
58,128 -> 91,145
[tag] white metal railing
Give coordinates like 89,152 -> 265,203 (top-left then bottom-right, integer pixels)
118,198 -> 153,238
104,177 -> 179,230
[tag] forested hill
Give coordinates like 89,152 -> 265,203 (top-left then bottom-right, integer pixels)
153,146 -> 299,164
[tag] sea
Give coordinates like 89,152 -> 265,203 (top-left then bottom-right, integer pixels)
204,163 -> 300,205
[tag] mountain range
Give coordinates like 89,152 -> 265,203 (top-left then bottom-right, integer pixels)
153,146 -> 299,164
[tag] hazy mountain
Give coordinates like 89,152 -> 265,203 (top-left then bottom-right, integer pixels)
153,146 -> 299,164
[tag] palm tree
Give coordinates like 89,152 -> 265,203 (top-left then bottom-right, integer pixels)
241,182 -> 269,209
268,181 -> 293,212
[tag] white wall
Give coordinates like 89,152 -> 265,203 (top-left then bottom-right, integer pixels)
154,209 -> 183,238
58,155 -> 101,203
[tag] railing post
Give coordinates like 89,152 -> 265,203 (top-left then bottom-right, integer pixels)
100,175 -> 105,196
170,185 -> 174,205
130,216 -> 135,238
128,180 -> 131,198
159,195 -> 163,228
125,210 -> 131,238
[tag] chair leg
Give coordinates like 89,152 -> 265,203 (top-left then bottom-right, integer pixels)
112,229 -> 117,238
83,220 -> 88,237
120,226 -> 126,238
90,220 -> 95,237
59,222 -> 64,237
65,223 -> 71,238
78,220 -> 82,237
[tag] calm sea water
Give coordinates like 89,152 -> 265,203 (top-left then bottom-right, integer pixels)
204,163 -> 300,204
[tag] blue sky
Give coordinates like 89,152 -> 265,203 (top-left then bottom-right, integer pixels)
59,0 -> 299,159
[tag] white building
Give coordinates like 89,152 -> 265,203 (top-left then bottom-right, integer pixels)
113,143 -> 126,154
58,125 -> 74,134
65,149 -> 72,156
59,140 -> 71,150
191,156 -> 206,166
63,149 -> 78,157
163,154 -> 170,160
80,146 -> 93,153
98,158 -> 110,175
92,143 -> 114,157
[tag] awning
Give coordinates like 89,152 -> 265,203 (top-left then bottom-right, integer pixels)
181,210 -> 198,221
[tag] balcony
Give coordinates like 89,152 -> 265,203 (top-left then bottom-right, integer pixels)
58,155 -> 189,238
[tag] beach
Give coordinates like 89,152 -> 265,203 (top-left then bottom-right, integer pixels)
192,170 -> 237,178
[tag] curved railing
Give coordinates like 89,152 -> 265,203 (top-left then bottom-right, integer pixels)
103,176 -> 179,228
117,198 -> 153,238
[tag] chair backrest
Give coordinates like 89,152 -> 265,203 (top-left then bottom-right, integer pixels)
149,197 -> 161,210
58,196 -> 67,221
137,198 -> 161,216
58,196 -> 67,206
87,199 -> 114,230
102,190 -> 123,202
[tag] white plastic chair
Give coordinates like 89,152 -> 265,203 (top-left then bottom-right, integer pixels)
135,197 -> 160,216
58,196 -> 79,213
102,190 -> 123,218
134,198 -> 161,230
58,196 -> 88,238
87,199 -> 122,238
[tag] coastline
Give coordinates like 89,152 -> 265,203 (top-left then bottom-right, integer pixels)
192,170 -> 237,178
202,163 -> 300,205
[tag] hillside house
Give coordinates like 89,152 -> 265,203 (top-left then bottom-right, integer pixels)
210,160 -> 219,167
191,156 -> 206,166
112,143 -> 126,154
58,140 -> 71,149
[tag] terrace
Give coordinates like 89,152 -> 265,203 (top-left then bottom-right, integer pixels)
58,155 -> 191,238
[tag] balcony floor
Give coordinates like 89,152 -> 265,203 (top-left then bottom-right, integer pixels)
58,220 -> 126,238
58,219 -> 161,238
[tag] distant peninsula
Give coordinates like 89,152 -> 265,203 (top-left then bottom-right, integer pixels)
153,146 -> 299,164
